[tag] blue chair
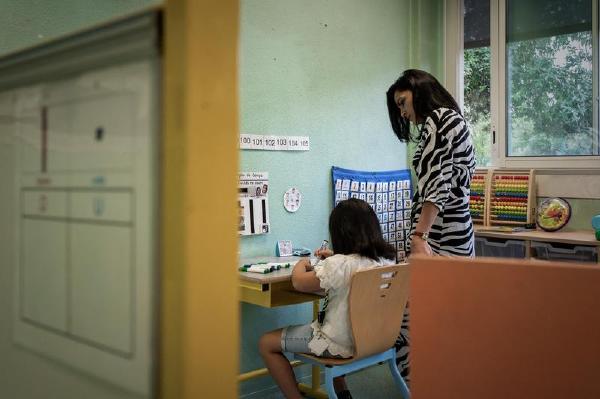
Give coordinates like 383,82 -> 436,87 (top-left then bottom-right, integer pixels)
294,264 -> 411,398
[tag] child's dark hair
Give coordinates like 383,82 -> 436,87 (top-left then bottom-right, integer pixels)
386,69 -> 461,142
329,198 -> 396,261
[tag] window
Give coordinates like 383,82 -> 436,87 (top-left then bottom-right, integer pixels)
464,0 -> 492,166
507,0 -> 596,157
453,0 -> 600,168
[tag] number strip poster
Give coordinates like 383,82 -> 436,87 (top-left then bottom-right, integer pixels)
239,134 -> 310,151
238,172 -> 270,235
332,166 -> 413,262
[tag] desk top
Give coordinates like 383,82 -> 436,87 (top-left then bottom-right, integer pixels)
238,256 -> 304,284
474,226 -> 598,246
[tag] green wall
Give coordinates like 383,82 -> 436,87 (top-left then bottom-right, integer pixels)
0,0 -> 160,56
239,0 -> 446,258
238,0 -> 444,396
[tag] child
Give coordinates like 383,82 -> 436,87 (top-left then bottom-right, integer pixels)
258,198 -> 397,399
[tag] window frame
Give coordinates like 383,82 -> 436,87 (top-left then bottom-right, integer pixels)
446,0 -> 600,169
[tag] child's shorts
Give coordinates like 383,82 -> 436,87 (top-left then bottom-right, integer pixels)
281,323 -> 314,354
281,323 -> 343,358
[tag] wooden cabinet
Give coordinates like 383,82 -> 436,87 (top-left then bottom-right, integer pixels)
475,227 -> 600,264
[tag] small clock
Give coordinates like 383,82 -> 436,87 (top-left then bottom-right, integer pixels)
536,197 -> 571,232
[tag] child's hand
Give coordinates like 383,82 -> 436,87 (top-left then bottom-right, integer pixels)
294,258 -> 312,271
314,248 -> 334,259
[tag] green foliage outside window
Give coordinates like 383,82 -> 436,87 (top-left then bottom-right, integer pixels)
464,47 -> 491,166
464,31 -> 596,163
508,31 -> 594,156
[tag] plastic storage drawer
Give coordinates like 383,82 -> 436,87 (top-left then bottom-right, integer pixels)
531,241 -> 598,264
475,236 -> 526,258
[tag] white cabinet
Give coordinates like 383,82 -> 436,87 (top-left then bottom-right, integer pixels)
46,101 -> 73,172
16,92 -> 135,174
21,218 -> 68,332
11,55 -> 157,395
19,189 -> 134,354
70,223 -> 132,354
69,94 -> 135,172
22,190 -> 67,217
70,191 -> 131,222
17,100 -> 72,173
17,106 -> 43,173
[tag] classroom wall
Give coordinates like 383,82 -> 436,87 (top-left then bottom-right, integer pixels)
238,0 -> 443,396
239,0 -> 447,258
0,4 -> 160,399
0,0 -> 160,55
543,198 -> 598,231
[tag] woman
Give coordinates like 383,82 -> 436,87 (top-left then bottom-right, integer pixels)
386,69 -> 476,381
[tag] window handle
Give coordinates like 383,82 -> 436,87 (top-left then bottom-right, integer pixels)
492,130 -> 496,144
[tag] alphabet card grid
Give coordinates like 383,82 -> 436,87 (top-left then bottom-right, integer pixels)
332,166 -> 413,262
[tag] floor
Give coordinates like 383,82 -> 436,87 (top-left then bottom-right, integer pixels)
252,363 -> 406,399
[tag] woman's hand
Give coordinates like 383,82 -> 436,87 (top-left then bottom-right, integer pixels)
409,236 -> 433,257
314,248 -> 333,259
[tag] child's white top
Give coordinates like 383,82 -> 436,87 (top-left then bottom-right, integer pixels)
309,254 -> 395,358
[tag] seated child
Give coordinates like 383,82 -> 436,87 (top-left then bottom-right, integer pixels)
258,198 -> 397,399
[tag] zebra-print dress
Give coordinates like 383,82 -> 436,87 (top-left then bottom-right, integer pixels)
396,107 -> 476,381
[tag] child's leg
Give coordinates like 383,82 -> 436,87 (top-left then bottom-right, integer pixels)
333,376 -> 348,392
259,329 -> 303,399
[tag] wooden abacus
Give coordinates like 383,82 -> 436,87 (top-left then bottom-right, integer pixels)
469,169 -> 537,227
469,169 -> 491,225
488,169 -> 536,226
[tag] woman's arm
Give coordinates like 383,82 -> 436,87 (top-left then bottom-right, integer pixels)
410,201 -> 437,256
291,258 -> 322,292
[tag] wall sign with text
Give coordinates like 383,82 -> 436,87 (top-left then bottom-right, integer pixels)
239,134 -> 310,151
238,172 -> 270,236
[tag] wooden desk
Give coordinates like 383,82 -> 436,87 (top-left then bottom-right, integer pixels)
239,256 -> 323,308
238,256 -> 327,399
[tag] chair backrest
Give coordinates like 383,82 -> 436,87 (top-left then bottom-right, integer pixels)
348,263 -> 410,360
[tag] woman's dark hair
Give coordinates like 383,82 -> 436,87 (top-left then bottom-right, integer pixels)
329,198 -> 396,261
386,69 -> 461,142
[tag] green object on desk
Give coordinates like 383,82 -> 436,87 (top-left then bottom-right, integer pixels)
596,230 -> 600,241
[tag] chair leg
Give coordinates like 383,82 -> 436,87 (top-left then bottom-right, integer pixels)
387,356 -> 410,399
324,367 -> 338,398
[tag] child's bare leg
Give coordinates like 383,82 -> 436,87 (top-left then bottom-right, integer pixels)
259,329 -> 303,399
334,376 -> 348,392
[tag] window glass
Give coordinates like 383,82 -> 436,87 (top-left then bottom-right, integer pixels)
464,0 -> 492,166
506,0 -> 597,156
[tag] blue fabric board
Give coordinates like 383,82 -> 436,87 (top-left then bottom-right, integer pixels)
331,166 -> 413,262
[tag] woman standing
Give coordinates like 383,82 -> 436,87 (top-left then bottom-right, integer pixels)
386,69 -> 476,380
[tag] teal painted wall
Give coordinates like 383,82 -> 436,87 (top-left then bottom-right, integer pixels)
238,0 -> 444,396
0,0 -> 160,55
239,0 -> 409,258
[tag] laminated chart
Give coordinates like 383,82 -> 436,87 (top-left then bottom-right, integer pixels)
332,167 -> 413,262
238,172 -> 270,235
